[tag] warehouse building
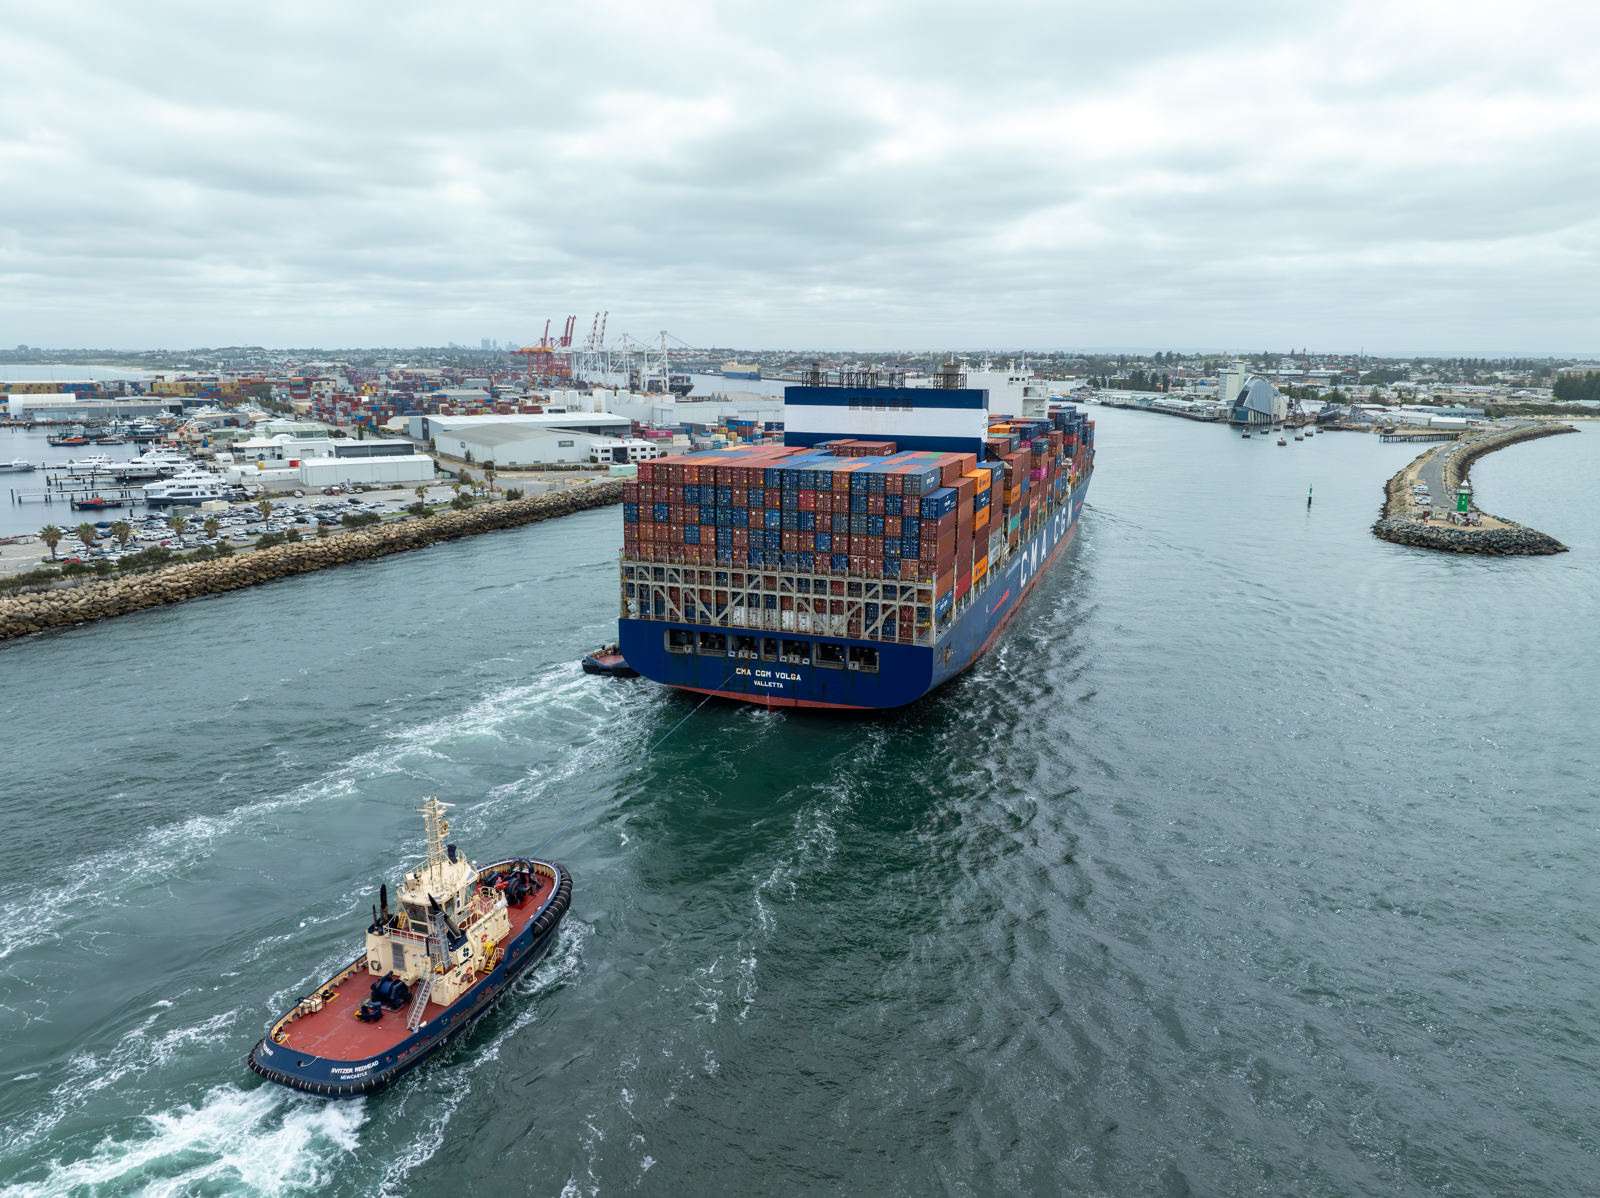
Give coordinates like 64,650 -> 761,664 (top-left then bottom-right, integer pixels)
414,412 -> 640,467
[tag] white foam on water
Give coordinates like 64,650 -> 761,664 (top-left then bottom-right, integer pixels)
4,1085 -> 365,1198
391,664 -> 591,748
376,919 -> 591,1197
0,663 -> 610,967
6,1010 -> 239,1161
736,950 -> 758,1022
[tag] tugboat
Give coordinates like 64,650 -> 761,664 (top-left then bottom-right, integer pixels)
247,798 -> 571,1096
581,643 -> 638,678
71,495 -> 125,511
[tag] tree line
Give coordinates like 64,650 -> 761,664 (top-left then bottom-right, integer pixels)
1552,372 -> 1600,404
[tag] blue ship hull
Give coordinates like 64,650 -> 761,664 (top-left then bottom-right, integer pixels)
618,474 -> 1090,709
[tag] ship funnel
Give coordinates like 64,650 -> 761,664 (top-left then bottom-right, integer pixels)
446,843 -> 458,864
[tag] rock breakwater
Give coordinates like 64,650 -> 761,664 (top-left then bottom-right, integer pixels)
0,482 -> 624,642
1372,423 -> 1574,555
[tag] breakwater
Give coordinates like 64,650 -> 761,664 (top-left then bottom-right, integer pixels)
1372,423 -> 1575,555
0,481 -> 624,641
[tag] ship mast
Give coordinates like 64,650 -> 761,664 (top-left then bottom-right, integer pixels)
420,795 -> 451,873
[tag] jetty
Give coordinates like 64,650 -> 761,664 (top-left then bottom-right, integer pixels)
1372,422 -> 1576,555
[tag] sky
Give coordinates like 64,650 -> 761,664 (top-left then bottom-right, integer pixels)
2,0 -> 1598,354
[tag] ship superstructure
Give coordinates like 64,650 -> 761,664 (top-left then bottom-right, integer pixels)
616,369 -> 1094,709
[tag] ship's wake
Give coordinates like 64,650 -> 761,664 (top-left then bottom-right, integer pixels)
2,1084 -> 365,1198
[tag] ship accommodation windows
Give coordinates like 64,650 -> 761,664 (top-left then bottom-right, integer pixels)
848,646 -> 879,673
815,642 -> 846,669
732,634 -> 760,658
780,638 -> 811,665
666,629 -> 694,653
697,630 -> 728,655
761,637 -> 779,661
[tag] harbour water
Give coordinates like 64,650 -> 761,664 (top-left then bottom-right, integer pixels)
1,427 -> 144,540
0,409 -> 1595,1195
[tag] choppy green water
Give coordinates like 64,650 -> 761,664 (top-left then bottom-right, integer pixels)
1,411 -> 1596,1195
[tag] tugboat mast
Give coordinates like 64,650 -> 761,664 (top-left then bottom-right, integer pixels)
421,795 -> 451,872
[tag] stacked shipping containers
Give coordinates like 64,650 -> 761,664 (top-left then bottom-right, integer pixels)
620,405 -> 1095,646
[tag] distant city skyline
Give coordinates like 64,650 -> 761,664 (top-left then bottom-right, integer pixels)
3,1 -> 1598,353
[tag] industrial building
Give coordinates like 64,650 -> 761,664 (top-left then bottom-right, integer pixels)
5,393 -> 181,423
1228,376 -> 1288,426
411,411 -> 655,467
217,432 -> 435,492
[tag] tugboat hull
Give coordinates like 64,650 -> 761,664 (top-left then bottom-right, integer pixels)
247,860 -> 571,1096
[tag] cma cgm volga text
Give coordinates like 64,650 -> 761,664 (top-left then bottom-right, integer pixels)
616,368 -> 1094,709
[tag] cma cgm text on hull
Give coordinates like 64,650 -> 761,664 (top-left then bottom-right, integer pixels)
616,372 -> 1094,710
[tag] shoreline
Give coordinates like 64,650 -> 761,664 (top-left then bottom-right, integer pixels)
1371,423 -> 1576,555
0,481 -> 624,642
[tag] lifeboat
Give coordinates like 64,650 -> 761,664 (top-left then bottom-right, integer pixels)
247,797 -> 571,1096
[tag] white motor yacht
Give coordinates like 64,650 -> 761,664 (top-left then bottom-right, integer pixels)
58,454 -> 116,474
142,472 -> 229,506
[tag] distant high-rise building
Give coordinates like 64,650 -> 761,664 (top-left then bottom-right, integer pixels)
481,338 -> 493,351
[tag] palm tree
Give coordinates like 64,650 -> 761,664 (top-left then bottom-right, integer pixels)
458,469 -> 475,493
483,465 -> 496,494
256,498 -> 273,522
169,513 -> 189,538
414,485 -> 427,504
203,516 -> 220,540
39,524 -> 63,560
75,522 -> 98,553
110,520 -> 133,549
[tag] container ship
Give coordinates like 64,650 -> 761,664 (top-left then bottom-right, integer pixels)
721,361 -> 763,380
615,369 -> 1094,709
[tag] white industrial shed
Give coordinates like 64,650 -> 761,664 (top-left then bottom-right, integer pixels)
431,424 -> 593,466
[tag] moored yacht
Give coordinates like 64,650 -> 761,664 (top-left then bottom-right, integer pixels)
141,472 -> 229,505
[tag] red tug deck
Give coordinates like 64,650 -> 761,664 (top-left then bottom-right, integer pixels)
275,869 -> 555,1062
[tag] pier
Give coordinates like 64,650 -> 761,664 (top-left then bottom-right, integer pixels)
1378,430 -> 1459,443
1371,422 -> 1576,555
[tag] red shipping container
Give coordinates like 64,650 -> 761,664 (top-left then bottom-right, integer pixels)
885,515 -> 902,537
867,494 -> 885,515
798,491 -> 816,511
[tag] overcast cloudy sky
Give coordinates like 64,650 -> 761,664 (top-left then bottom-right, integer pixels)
2,1 -> 1598,352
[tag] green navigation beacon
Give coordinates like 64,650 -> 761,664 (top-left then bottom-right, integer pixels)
1456,481 -> 1472,515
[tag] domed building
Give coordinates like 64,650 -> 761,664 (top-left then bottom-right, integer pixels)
1228,376 -> 1287,427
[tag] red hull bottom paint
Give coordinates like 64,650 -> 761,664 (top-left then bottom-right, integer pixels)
963,514 -> 1079,670
668,686 -> 875,711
